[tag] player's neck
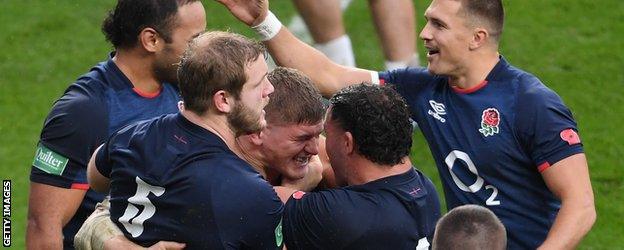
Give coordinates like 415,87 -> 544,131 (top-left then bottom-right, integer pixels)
347,156 -> 413,186
181,110 -> 246,160
449,52 -> 499,89
113,49 -> 161,94
235,135 -> 268,178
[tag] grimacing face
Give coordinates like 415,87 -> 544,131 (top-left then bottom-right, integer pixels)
260,121 -> 324,180
153,1 -> 206,85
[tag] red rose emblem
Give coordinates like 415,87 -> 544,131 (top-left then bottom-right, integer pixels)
482,109 -> 500,127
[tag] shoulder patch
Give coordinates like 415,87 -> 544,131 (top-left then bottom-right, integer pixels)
32,144 -> 69,176
560,129 -> 581,145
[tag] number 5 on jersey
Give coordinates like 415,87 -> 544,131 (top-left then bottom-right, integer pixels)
445,150 -> 500,206
119,177 -> 166,237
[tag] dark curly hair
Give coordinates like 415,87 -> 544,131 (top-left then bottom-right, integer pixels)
101,0 -> 198,48
329,84 -> 413,166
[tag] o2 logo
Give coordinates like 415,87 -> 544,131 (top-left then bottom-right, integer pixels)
444,150 -> 500,206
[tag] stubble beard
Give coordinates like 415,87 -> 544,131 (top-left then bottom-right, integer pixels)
227,101 -> 265,136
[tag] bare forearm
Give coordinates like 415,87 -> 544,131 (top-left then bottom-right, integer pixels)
27,220 -> 63,250
266,27 -> 371,97
538,199 -> 596,249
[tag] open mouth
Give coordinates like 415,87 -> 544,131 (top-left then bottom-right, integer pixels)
426,47 -> 440,56
294,155 -> 310,167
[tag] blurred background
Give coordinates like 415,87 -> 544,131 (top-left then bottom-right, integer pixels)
0,0 -> 622,248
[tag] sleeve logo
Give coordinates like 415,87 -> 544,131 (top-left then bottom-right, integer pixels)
275,218 -> 283,247
560,129 -> 581,145
32,144 -> 69,176
478,108 -> 500,137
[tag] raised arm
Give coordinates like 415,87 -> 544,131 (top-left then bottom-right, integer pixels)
216,0 -> 373,97
538,153 -> 596,249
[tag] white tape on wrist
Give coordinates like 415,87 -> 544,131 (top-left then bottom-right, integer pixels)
252,11 -> 282,41
370,71 -> 381,85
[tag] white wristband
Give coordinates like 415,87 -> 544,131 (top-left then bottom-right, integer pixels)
370,71 -> 381,85
252,11 -> 282,41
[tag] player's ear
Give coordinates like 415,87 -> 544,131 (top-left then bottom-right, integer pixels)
249,132 -> 263,146
344,131 -> 354,155
469,27 -> 489,50
138,27 -> 162,53
213,90 -> 233,113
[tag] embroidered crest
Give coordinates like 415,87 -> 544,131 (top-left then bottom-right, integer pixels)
479,108 -> 500,137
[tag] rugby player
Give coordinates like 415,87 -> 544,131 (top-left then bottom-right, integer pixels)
280,83 -> 440,249
219,0 -> 596,248
82,75 -> 441,250
87,31 -> 281,249
76,67 -> 328,250
27,0 -> 206,248
433,204 -> 506,250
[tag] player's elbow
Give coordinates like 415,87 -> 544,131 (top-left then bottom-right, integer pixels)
568,193 -> 596,235
582,199 -> 597,231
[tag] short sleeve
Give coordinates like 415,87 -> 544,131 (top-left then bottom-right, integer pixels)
378,67 -> 436,101
209,160 -> 284,249
30,82 -> 108,189
94,141 -> 112,178
282,189 -> 373,249
515,79 -> 584,172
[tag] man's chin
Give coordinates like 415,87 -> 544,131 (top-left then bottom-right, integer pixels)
286,169 -> 308,180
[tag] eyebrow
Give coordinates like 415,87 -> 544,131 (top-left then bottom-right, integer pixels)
254,72 -> 268,87
426,14 -> 448,28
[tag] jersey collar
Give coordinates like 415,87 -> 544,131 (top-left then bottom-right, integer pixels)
450,55 -> 509,94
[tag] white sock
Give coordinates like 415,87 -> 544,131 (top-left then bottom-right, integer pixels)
314,34 -> 356,67
384,53 -> 420,70
340,0 -> 353,10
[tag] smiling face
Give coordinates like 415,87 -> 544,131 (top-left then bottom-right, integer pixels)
261,121 -> 324,180
419,0 -> 474,76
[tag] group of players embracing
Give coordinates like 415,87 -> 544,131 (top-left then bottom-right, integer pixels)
27,0 -> 595,249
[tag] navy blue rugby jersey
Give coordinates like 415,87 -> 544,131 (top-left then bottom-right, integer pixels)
282,168 -> 440,250
379,56 -> 584,249
30,54 -> 180,249
95,113 -> 284,249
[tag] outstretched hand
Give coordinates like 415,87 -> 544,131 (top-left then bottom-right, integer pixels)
215,0 -> 269,26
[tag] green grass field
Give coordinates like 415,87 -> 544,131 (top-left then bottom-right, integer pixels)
1,0 -> 622,248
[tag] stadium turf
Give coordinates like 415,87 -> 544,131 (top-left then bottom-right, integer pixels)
0,0 -> 621,248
